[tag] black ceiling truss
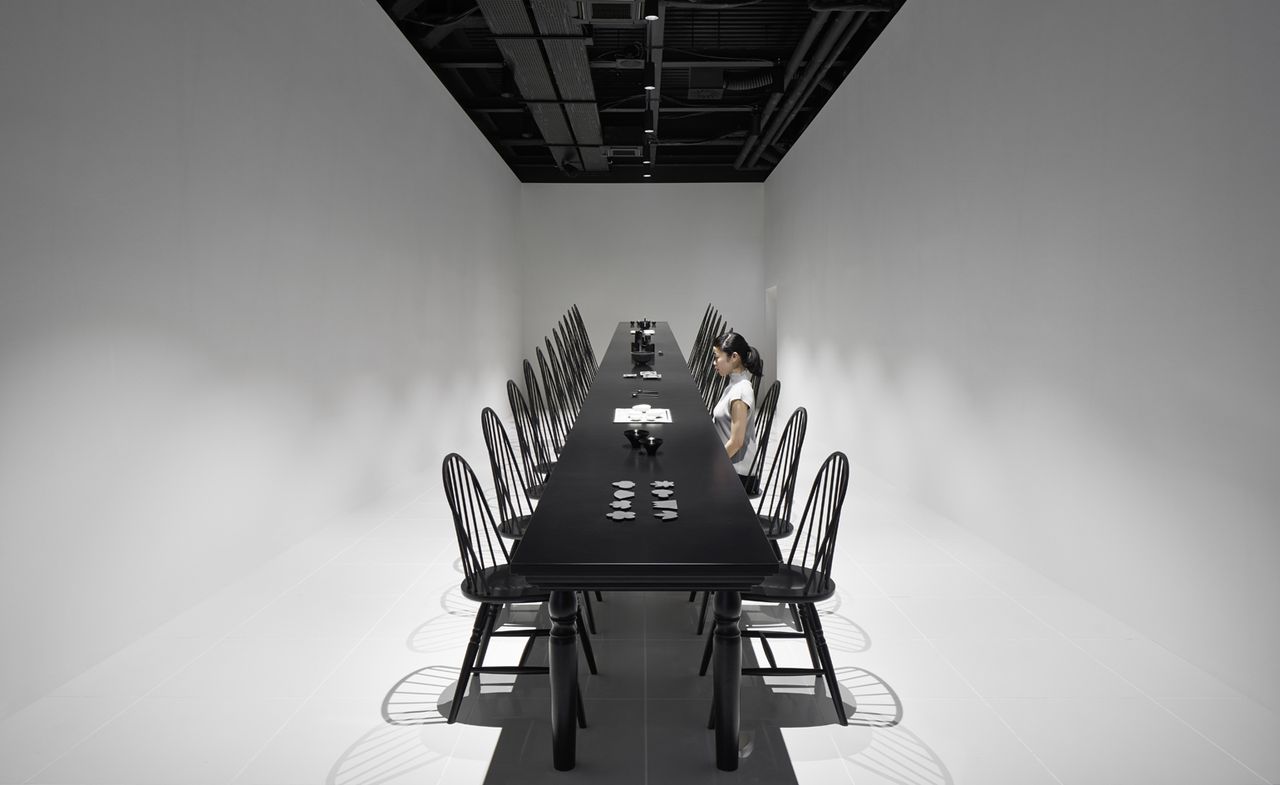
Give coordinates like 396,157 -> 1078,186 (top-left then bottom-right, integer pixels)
379,0 -> 902,182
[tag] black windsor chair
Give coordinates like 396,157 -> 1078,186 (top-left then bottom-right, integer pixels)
535,347 -> 571,454
696,315 -> 727,403
481,407 -> 536,542
693,406 -> 808,634
689,304 -> 715,375
699,451 -> 852,726
742,380 -> 782,498
479,407 -> 602,633
691,309 -> 715,390
506,380 -> 550,499
546,335 -> 581,422
570,304 -> 597,373
524,358 -> 563,462
558,314 -> 586,382
755,406 -> 808,549
553,327 -> 588,411
694,307 -> 721,378
441,453 -> 598,725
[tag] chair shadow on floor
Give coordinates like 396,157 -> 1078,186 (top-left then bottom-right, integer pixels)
353,591 -> 950,785
325,718 -> 449,785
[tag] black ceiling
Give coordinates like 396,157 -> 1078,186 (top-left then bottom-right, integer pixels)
377,0 -> 903,182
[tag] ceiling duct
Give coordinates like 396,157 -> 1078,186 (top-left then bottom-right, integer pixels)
475,0 -> 608,172
723,70 -> 774,92
688,69 -> 725,100
531,0 -> 607,171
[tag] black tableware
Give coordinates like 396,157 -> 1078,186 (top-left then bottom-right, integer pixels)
623,428 -> 650,447
642,436 -> 664,455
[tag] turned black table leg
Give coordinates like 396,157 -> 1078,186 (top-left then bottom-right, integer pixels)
549,590 -> 579,771
712,589 -> 743,771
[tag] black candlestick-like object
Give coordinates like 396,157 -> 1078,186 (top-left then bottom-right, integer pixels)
631,318 -> 656,366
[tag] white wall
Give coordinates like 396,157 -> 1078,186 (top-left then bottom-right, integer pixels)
765,1 -> 1280,708
519,184 -> 766,366
0,0 -> 521,717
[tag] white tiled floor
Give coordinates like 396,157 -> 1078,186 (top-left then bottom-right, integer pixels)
1,467 -> 1276,784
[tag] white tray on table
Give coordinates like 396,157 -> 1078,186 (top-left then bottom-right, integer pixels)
614,407 -> 672,424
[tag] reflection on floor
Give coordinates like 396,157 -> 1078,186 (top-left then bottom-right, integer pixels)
1,467 -> 1276,785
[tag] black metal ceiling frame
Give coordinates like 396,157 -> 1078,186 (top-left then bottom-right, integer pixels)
383,0 -> 900,181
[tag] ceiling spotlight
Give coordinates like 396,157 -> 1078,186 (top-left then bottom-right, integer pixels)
643,62 -> 656,92
643,0 -> 660,21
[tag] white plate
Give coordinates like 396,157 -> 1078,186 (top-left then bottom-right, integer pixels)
632,404 -> 651,412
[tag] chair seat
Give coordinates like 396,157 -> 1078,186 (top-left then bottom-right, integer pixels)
496,515 -> 532,540
742,564 -> 835,604
758,514 -> 795,540
461,565 -> 550,604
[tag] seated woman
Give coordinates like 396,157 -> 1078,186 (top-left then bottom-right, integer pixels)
710,332 -> 763,489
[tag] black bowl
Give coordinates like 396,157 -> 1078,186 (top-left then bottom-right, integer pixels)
642,436 -> 664,456
624,428 -> 650,447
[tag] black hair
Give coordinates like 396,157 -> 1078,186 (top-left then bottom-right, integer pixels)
714,332 -> 764,379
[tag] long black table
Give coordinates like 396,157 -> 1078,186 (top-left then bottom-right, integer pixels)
510,321 -> 778,771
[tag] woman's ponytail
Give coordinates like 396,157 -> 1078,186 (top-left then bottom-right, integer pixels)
714,331 -> 765,379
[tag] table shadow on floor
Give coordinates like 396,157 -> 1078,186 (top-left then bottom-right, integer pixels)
374,645 -> 914,780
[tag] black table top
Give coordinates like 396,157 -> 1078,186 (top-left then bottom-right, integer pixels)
510,322 -> 778,590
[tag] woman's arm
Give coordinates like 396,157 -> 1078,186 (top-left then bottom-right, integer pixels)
725,399 -> 750,459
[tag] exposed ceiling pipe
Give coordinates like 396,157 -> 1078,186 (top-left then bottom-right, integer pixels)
733,11 -> 829,169
808,0 -> 894,10
663,0 -> 764,8
752,10 -> 871,165
744,10 -> 856,169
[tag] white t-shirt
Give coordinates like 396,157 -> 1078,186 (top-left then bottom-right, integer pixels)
712,371 -> 758,475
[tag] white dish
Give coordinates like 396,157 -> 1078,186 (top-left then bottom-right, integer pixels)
632,404 -> 651,412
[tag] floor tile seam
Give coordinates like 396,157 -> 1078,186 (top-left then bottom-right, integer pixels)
851,561 -> 1067,785
17,492 -> 429,785
226,544 -> 448,785
1147,700 -> 1273,783
217,488 -> 439,783
17,537 -> 362,785
784,470 -> 1263,781
858,517 -> 1137,784
935,552 -> 1272,783
642,619 -> 650,785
